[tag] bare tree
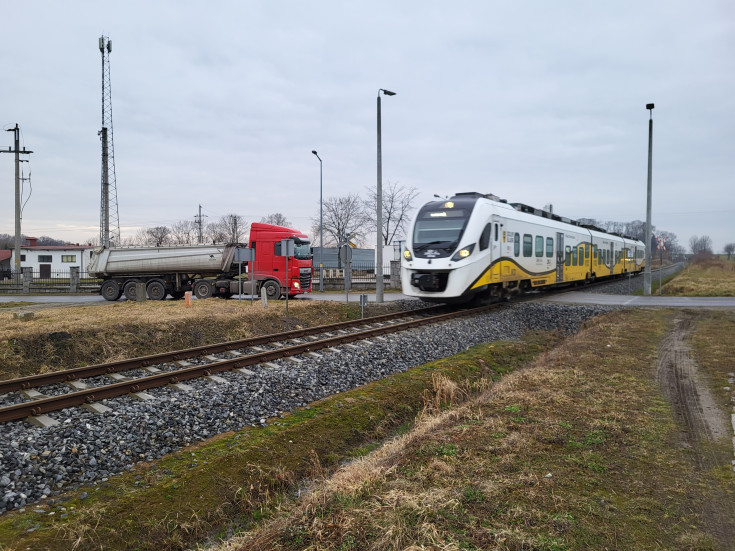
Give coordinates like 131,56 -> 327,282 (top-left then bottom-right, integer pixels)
689,235 -> 713,256
724,242 -> 735,260
206,214 -> 247,244
309,219 -> 324,247
313,194 -> 370,247
170,220 -> 198,245
364,181 -> 419,245
0,233 -> 12,249
260,213 -> 291,227
146,226 -> 171,247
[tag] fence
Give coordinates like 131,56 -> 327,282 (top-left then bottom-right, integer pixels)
311,260 -> 401,290
0,260 -> 403,295
0,267 -> 101,294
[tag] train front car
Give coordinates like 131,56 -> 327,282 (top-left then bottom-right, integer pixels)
401,193 -> 493,303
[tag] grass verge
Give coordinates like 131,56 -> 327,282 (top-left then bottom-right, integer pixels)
0,300 -> 393,380
662,259 -> 735,296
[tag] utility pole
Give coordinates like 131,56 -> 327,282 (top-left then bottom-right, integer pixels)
194,205 -> 207,244
2,124 -> 33,283
99,36 -> 121,247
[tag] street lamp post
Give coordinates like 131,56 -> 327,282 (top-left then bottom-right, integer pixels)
644,103 -> 654,296
312,150 -> 323,292
376,88 -> 396,303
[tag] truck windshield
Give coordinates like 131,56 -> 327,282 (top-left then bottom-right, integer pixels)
294,241 -> 312,260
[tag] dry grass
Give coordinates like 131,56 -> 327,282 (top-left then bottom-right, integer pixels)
207,309 -> 735,551
0,299 -> 390,380
663,259 -> 735,296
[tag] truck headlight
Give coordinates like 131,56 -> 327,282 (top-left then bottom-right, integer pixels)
293,281 -> 301,289
403,249 -> 413,261
451,243 -> 475,261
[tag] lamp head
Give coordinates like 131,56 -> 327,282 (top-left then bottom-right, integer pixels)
311,150 -> 318,155
380,89 -> 396,96
646,103 -> 654,110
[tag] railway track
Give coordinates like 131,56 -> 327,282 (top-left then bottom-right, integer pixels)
1,270 -> 668,425
0,303 -> 496,424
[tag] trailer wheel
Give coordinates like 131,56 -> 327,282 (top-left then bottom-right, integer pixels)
123,280 -> 141,301
147,280 -> 166,301
193,280 -> 213,299
262,280 -> 281,300
100,280 -> 122,301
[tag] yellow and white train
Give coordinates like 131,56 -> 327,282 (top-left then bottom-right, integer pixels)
401,192 -> 646,303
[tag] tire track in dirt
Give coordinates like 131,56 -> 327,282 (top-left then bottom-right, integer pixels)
656,313 -> 735,549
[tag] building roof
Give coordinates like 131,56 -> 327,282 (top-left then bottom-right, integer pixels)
0,250 -> 11,261
22,245 -> 94,251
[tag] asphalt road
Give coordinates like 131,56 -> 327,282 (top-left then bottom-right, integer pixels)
0,292 -> 414,305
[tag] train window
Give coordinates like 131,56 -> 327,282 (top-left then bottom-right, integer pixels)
565,246 -> 572,266
523,234 -> 532,257
546,237 -> 553,257
494,223 -> 499,242
514,233 -> 520,257
535,236 -> 543,257
572,247 -> 578,266
479,224 -> 492,251
585,244 -> 590,259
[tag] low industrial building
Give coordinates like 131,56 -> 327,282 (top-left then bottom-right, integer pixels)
2,237 -> 94,278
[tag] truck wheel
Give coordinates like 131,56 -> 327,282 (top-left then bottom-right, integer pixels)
100,280 -> 122,301
147,280 -> 166,300
263,280 -> 281,300
123,280 -> 141,301
193,280 -> 213,299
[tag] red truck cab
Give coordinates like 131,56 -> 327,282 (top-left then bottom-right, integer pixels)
248,222 -> 312,298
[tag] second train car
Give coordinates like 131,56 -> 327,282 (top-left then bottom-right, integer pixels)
401,192 -> 645,303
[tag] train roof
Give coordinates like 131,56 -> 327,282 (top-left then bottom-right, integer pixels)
450,192 -> 642,243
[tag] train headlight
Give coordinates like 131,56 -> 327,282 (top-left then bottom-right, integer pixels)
403,248 -> 413,261
451,243 -> 475,261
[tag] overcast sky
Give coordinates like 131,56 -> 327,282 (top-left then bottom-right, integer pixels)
2,1 -> 733,252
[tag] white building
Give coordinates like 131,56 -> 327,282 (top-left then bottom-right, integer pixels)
6,237 -> 95,278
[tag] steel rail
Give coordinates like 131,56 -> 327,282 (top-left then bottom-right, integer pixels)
0,305 -> 448,394
0,304 -> 494,423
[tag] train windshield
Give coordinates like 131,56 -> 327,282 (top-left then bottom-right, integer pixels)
412,206 -> 471,252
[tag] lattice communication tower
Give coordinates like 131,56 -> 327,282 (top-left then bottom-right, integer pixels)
99,35 -> 121,247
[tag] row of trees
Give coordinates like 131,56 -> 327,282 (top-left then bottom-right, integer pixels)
311,181 -> 419,247
689,235 -> 735,261
124,213 -> 290,247
127,181 -> 419,249
577,218 -> 686,257
2,182 -> 732,256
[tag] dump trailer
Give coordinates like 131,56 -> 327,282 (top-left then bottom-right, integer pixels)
90,223 -> 312,301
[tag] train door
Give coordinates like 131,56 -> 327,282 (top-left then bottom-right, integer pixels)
556,232 -> 564,283
609,242 -> 614,276
491,221 -> 501,261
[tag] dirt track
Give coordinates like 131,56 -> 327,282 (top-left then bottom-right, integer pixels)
656,314 -> 735,548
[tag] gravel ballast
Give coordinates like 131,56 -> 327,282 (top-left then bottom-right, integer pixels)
0,300 -> 614,514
